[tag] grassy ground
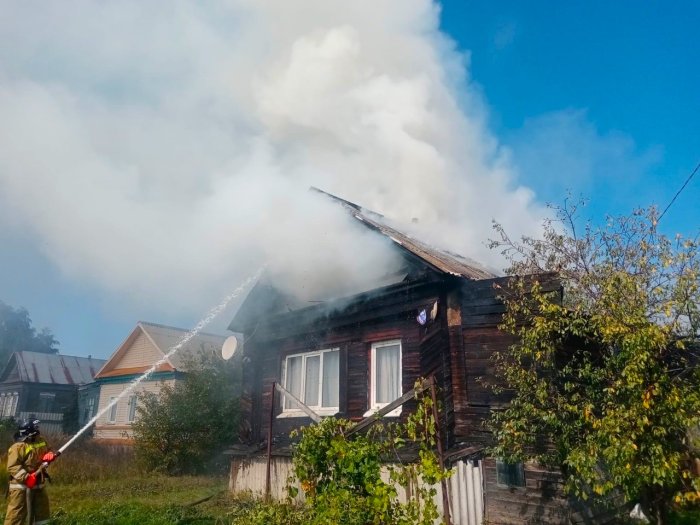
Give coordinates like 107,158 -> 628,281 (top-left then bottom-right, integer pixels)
19,476 -> 233,525
0,435 -> 240,524
0,434 -> 697,524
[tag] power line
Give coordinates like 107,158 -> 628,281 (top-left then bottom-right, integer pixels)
657,160 -> 700,225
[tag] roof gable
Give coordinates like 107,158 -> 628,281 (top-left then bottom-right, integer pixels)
0,352 -> 106,385
96,322 -> 227,378
139,322 -> 226,370
228,189 -> 497,332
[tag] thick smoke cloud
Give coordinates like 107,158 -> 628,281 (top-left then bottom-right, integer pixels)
0,0 -> 545,315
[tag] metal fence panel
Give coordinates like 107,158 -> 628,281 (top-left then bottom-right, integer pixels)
448,459 -> 483,525
229,456 -> 484,525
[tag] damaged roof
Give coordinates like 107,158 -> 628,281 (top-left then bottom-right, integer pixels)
310,187 -> 497,280
0,352 -> 107,385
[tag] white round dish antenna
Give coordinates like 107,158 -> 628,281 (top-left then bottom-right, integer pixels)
221,336 -> 239,361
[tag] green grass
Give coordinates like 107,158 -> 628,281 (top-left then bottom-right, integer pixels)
670,508 -> 700,525
1,434 -> 698,524
0,435 -> 241,524
0,434 -> 307,524
0,471 -> 233,525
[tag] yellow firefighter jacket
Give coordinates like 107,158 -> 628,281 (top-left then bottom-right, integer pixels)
7,438 -> 50,487
4,437 -> 52,525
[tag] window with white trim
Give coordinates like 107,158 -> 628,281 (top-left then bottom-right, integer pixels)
127,395 -> 138,423
39,392 -> 55,413
281,348 -> 339,415
108,396 -> 118,423
86,396 -> 96,418
6,393 -> 18,417
369,340 -> 402,416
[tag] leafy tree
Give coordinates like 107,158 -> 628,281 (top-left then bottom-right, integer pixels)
288,383 -> 450,525
488,204 -> 700,525
131,351 -> 240,475
0,300 -> 59,366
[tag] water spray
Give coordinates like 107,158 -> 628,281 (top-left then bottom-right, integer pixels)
44,267 -> 264,467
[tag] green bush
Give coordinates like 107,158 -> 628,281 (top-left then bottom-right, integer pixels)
132,352 -> 240,475
286,381 -> 449,525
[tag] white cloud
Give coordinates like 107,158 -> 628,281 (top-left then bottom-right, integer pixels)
507,109 -> 663,210
0,0 -> 547,316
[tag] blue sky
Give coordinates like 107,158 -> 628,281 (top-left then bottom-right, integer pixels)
0,1 -> 697,360
441,0 -> 699,235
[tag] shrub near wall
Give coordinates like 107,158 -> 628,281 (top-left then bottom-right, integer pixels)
283,384 -> 450,525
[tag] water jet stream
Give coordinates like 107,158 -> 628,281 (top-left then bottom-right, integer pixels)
57,267 -> 264,455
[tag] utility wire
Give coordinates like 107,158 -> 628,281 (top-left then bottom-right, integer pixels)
657,160 -> 700,225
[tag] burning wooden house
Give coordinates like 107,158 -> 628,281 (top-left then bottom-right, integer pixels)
226,189 -> 603,525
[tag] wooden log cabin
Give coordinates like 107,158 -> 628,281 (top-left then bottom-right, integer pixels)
227,189 -> 611,524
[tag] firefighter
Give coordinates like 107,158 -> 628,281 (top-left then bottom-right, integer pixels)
4,419 -> 58,525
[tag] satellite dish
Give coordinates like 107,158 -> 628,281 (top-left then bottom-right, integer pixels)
221,336 -> 239,361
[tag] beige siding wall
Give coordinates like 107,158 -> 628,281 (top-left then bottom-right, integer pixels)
116,332 -> 163,369
93,379 -> 177,440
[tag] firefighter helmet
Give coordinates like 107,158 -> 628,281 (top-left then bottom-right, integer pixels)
17,419 -> 40,439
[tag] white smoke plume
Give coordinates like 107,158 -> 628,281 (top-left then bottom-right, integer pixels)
0,0 -> 545,316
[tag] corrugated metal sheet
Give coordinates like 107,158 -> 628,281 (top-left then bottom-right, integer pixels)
229,457 -> 484,525
13,352 -> 106,385
449,460 -> 484,525
310,187 -> 497,280
230,456 -> 302,501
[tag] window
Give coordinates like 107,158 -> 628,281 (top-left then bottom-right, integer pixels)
496,460 -> 525,487
39,392 -> 55,413
86,396 -> 96,417
369,340 -> 402,416
5,393 -> 18,417
127,395 -> 138,423
281,348 -> 339,415
0,394 -> 6,416
108,397 -> 118,423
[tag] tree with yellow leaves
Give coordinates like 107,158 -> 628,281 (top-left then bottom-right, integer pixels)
488,203 -> 699,525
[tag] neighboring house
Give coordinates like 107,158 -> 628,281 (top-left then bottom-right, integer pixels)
92,321 -> 226,442
0,351 -> 106,434
227,189 -> 608,525
77,380 -> 102,430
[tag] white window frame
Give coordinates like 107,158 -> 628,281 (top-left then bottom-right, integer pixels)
108,396 -> 118,424
127,395 -> 138,423
39,392 -> 55,413
86,396 -> 96,417
279,348 -> 339,418
367,340 -> 403,417
7,393 -> 18,417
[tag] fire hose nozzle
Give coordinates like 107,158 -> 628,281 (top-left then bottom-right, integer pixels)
38,451 -> 62,472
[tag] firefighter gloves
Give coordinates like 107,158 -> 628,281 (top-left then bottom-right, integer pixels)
41,452 -> 57,464
25,472 -> 38,489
